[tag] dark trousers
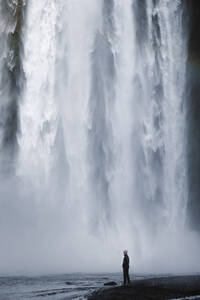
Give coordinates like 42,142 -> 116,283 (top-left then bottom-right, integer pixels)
123,267 -> 130,285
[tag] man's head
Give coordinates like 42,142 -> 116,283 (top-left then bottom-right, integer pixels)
123,250 -> 128,255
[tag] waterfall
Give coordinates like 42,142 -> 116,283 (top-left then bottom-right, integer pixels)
0,0 -> 199,274
130,0 -> 188,231
0,0 -> 25,175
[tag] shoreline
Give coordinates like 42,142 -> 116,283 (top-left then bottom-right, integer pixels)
88,275 -> 200,300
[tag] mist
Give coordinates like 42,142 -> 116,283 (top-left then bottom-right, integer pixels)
0,0 -> 200,276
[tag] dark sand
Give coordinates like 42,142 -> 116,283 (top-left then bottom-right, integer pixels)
88,275 -> 200,300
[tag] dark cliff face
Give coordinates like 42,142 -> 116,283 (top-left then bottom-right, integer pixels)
186,0 -> 200,231
0,0 -> 27,174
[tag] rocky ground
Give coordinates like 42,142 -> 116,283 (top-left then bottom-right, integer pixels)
88,275 -> 200,300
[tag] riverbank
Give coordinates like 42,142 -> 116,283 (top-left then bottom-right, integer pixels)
88,275 -> 200,300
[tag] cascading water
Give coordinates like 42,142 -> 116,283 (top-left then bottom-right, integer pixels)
0,0 -> 200,274
0,0 -> 25,175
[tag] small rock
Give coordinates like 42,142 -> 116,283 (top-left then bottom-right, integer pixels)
104,281 -> 117,286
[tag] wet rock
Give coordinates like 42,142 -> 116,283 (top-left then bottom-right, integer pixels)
104,281 -> 117,286
89,275 -> 200,300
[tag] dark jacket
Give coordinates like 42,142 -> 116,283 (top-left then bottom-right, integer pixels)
122,254 -> 129,268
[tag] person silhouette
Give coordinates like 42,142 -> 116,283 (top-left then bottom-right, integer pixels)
122,250 -> 130,285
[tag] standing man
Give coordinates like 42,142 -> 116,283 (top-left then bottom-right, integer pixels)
122,250 -> 130,285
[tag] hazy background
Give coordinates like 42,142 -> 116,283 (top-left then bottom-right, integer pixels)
0,0 -> 200,275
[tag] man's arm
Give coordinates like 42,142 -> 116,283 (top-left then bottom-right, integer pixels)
122,257 -> 125,267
